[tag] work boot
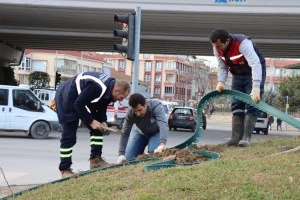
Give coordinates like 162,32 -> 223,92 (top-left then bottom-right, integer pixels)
90,155 -> 110,169
60,168 -> 76,179
223,115 -> 244,146
239,115 -> 257,147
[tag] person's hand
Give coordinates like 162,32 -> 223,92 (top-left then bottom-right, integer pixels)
90,120 -> 106,131
154,144 -> 165,153
101,122 -> 109,135
250,85 -> 260,104
216,82 -> 225,92
116,155 -> 126,164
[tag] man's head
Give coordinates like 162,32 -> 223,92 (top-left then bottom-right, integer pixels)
129,93 -> 147,117
112,80 -> 130,102
210,28 -> 230,53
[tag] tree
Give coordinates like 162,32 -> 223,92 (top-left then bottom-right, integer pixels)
277,74 -> 300,112
0,66 -> 18,85
263,88 -> 280,107
28,71 -> 50,89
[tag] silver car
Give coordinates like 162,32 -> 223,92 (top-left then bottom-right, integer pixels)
254,111 -> 269,135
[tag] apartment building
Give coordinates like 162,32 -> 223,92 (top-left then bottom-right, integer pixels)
14,50 -> 112,88
101,53 -> 210,104
265,58 -> 300,91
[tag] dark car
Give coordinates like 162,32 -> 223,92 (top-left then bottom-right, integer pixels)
168,107 -> 206,132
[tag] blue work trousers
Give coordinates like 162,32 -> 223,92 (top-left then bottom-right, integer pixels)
125,128 -> 160,160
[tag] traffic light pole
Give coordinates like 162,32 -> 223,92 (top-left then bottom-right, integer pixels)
132,7 -> 141,93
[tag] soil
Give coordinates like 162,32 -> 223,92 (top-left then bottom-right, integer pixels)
136,144 -> 224,164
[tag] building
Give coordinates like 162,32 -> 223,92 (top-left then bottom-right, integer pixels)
15,50 -> 112,88
101,53 -> 210,104
265,58 -> 300,91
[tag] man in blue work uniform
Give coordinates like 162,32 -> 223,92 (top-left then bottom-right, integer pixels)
55,72 -> 130,178
210,28 -> 266,147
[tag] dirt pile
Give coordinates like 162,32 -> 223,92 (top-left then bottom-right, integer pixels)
136,145 -> 223,164
136,149 -> 202,164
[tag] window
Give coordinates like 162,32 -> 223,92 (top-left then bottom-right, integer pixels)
32,60 -> 47,72
90,67 -> 96,72
275,69 -> 282,76
12,89 -> 43,112
0,89 -> 8,106
155,74 -> 162,83
83,65 -> 89,72
18,57 -> 31,71
154,87 -> 161,94
166,74 -> 175,83
173,108 -> 192,116
56,59 -> 77,75
165,86 -> 174,94
166,61 -> 176,70
105,59 -> 115,66
25,57 -> 31,71
145,61 -> 152,71
144,74 -> 151,82
156,62 -> 162,71
118,60 -> 126,71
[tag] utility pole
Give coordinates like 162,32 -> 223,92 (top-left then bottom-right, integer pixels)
132,6 -> 141,93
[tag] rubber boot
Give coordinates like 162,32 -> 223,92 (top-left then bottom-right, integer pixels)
224,115 -> 244,146
239,115 -> 257,147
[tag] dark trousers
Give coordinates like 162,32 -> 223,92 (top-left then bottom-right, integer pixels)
59,120 -> 103,171
231,64 -> 266,117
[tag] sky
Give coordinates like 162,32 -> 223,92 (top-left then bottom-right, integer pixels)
197,56 -> 218,68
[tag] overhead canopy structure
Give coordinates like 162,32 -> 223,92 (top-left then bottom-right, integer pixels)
0,0 -> 300,59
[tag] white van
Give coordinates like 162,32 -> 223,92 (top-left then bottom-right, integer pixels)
0,85 -> 60,139
107,98 -> 129,129
254,111 -> 269,135
160,100 -> 179,118
33,88 -> 56,106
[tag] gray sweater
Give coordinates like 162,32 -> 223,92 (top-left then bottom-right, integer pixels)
118,99 -> 168,155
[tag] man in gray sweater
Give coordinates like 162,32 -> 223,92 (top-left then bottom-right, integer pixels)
116,93 -> 168,164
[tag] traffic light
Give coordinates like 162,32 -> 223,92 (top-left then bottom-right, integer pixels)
113,13 -> 135,61
55,71 -> 61,90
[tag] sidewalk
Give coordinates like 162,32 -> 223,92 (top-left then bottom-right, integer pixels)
0,185 -> 39,199
207,113 -> 300,132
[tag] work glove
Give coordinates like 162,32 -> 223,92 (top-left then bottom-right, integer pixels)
116,155 -> 126,164
49,99 -> 56,110
154,144 -> 165,153
216,81 -> 225,92
250,85 -> 260,104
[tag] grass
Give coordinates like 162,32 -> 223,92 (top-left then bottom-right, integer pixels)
11,136 -> 300,200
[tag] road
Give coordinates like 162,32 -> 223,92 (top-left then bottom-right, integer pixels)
0,118 -> 298,190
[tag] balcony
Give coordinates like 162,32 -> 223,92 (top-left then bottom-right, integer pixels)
164,67 -> 177,74
154,81 -> 161,86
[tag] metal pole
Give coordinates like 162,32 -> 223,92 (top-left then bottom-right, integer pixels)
132,7 -> 141,93
285,95 -> 289,129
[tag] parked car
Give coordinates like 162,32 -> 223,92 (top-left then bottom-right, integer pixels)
0,85 -> 60,139
168,107 -> 206,132
254,111 -> 269,135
